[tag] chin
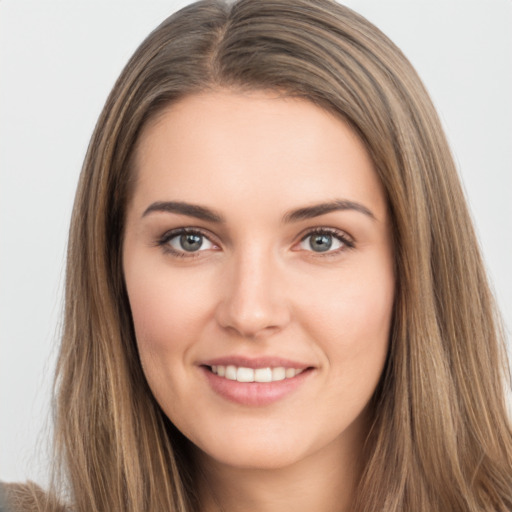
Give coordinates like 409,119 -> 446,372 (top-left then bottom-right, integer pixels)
183,415 -> 346,473
199,438 -> 307,471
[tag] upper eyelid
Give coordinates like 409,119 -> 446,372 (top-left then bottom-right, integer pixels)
157,228 -> 218,258
157,226 -> 354,249
156,227 -> 219,255
160,226 -> 216,242
298,229 -> 354,251
298,226 -> 354,243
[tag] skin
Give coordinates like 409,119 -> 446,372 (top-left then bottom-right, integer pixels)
123,90 -> 395,512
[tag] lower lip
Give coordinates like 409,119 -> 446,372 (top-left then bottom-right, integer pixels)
201,366 -> 312,406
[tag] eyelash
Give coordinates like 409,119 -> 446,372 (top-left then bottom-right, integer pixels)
299,228 -> 355,255
156,227 -> 355,258
156,227 -> 217,258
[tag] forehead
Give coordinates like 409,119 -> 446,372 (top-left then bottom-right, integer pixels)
131,90 -> 387,222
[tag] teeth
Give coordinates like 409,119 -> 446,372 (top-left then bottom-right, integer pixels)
210,365 -> 304,382
225,365 -> 237,380
237,367 -> 254,382
255,368 -> 272,382
285,368 -> 296,378
272,367 -> 286,381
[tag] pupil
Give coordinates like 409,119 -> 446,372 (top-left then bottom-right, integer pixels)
310,234 -> 332,252
180,233 -> 202,251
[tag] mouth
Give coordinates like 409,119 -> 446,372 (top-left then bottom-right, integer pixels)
199,359 -> 314,406
207,364 -> 306,383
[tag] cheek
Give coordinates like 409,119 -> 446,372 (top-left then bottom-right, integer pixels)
307,265 -> 393,339
125,265 -> 212,372
299,257 -> 394,385
124,265 -> 215,420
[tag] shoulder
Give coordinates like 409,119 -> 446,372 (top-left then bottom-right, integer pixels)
0,482 -> 7,512
0,481 -> 67,512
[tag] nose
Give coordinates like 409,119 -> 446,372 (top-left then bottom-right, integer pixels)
215,247 -> 291,339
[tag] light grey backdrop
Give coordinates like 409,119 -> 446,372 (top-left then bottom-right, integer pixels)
1,0 -> 511,485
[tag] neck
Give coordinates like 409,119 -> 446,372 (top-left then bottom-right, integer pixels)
195,418 -> 367,512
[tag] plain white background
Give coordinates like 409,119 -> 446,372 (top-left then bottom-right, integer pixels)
1,0 -> 511,485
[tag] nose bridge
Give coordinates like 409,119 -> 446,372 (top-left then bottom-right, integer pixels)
216,240 -> 289,338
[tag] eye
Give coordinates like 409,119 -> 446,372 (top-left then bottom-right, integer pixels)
298,229 -> 353,253
159,229 -> 216,255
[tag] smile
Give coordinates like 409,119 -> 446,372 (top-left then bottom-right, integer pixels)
201,359 -> 313,406
210,365 -> 305,383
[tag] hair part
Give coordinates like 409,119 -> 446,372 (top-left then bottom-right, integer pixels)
21,1 -> 510,511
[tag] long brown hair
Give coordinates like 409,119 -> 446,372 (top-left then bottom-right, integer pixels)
11,0 -> 511,510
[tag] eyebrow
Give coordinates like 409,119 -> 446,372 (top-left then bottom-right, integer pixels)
142,201 -> 225,223
283,199 -> 375,223
142,199 -> 375,223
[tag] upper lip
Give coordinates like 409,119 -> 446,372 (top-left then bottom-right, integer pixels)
199,356 -> 312,369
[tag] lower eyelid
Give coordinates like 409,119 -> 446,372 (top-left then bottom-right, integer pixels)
157,228 -> 217,252
156,228 -> 353,255
170,234 -> 213,251
300,229 -> 353,247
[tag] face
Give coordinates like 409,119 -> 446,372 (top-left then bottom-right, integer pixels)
123,90 -> 395,471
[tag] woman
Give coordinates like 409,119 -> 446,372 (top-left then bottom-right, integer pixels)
4,0 -> 511,510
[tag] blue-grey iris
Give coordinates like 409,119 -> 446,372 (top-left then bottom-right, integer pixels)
309,234 -> 332,252
180,233 -> 203,251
